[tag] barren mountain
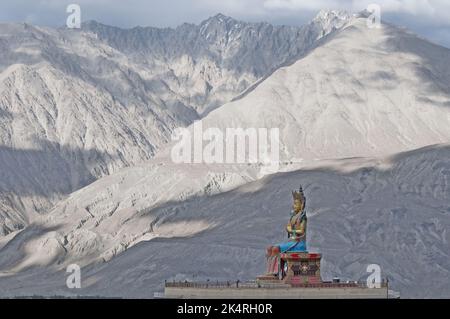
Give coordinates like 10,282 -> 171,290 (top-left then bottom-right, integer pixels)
0,13 -> 449,298
0,12 -> 348,235
196,13 -> 450,161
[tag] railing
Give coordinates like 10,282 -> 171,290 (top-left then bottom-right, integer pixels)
165,280 -> 388,289
165,281 -> 255,289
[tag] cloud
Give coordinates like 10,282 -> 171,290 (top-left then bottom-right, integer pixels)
0,0 -> 449,26
264,0 -> 346,11
263,0 -> 448,22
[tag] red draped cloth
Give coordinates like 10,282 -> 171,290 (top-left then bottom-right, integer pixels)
265,246 -> 281,276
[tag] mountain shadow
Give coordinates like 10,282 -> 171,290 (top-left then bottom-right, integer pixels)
0,139 -> 116,198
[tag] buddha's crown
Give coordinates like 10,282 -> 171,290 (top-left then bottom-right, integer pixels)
292,186 -> 306,208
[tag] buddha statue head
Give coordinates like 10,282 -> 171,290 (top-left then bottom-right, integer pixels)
292,186 -> 306,214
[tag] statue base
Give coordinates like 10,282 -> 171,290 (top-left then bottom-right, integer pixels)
258,251 -> 322,285
281,252 -> 321,285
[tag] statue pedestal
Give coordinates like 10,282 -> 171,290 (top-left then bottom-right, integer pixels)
281,252 -> 322,285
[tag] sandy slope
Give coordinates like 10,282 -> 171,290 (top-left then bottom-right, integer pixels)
0,144 -> 448,298
197,14 -> 450,161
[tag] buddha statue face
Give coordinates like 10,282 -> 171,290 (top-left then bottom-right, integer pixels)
292,186 -> 306,214
293,198 -> 304,213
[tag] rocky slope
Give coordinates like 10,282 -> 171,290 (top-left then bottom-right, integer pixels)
196,13 -> 450,162
0,12 -> 349,235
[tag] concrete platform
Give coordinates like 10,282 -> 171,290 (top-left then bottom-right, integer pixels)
164,282 -> 389,299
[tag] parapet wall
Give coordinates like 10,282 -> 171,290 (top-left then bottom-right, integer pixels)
164,286 -> 388,299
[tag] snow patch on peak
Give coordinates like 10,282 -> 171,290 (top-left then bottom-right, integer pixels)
314,9 -> 351,21
312,9 -> 352,37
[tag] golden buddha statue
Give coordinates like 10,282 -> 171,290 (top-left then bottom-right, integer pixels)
263,186 -> 309,278
286,186 -> 307,243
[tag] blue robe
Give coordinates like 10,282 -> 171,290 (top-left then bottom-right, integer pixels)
278,239 -> 307,253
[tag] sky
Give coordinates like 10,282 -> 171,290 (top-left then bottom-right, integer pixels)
2,0 -> 450,48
